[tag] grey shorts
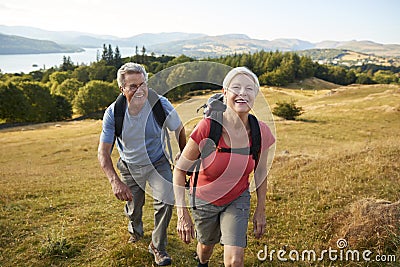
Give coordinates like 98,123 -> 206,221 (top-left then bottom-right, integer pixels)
118,155 -> 175,205
191,190 -> 250,248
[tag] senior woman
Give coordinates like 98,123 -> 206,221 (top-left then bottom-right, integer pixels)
173,67 -> 275,267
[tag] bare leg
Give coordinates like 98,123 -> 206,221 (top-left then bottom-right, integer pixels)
224,245 -> 244,267
197,242 -> 215,264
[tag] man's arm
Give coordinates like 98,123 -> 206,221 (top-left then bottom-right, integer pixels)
97,141 -> 132,201
175,123 -> 187,152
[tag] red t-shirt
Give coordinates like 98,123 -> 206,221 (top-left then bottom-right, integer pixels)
190,118 -> 275,206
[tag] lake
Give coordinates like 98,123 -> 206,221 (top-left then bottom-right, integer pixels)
0,47 -> 137,74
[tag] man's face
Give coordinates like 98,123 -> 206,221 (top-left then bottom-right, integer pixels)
121,72 -> 148,105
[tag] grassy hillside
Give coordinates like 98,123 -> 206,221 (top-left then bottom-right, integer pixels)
1,84 -> 399,266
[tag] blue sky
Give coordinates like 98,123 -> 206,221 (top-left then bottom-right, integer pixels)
0,0 -> 399,44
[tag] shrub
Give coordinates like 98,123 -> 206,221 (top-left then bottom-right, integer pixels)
39,230 -> 78,259
273,100 -> 303,120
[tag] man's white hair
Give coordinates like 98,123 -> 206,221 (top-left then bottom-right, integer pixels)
117,62 -> 148,87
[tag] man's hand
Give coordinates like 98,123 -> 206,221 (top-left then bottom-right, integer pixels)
111,179 -> 133,201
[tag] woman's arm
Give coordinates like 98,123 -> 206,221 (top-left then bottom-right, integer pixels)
173,138 -> 200,243
252,148 -> 269,239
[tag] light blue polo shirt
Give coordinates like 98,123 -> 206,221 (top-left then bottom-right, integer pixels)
100,94 -> 181,165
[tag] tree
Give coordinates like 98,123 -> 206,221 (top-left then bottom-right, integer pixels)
272,100 -> 303,120
239,52 -> 253,70
40,67 -> 57,83
328,66 -> 348,85
345,69 -> 357,84
29,70 -> 44,82
0,82 -> 30,122
165,65 -> 192,101
61,56 -> 75,71
373,70 -> 398,84
53,78 -> 83,103
88,62 -> 116,82
102,44 -> 108,62
278,55 -> 296,84
73,80 -> 118,115
107,44 -> 114,65
49,71 -> 70,85
166,55 -> 194,68
51,95 -> 72,121
72,66 -> 90,83
114,46 -> 123,69
298,56 -> 315,79
259,69 -> 288,86
356,73 -> 375,84
18,81 -> 56,122
141,46 -> 146,64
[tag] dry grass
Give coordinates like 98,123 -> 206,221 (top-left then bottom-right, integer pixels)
1,84 -> 399,266
326,198 -> 400,252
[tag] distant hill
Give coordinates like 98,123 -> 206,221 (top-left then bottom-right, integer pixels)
1,25 -> 400,60
66,32 -> 207,48
0,33 -> 83,54
0,25 -> 205,48
148,35 -> 316,57
0,25 -> 118,46
315,40 -> 400,57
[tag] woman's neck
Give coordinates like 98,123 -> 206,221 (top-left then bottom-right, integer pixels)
223,109 -> 249,129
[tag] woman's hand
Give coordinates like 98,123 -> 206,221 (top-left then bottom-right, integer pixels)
253,206 -> 266,239
176,207 -> 195,244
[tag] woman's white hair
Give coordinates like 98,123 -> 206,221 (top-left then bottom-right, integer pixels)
117,62 -> 148,87
222,66 -> 260,91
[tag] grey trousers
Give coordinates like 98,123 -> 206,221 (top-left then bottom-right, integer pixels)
117,156 -> 174,251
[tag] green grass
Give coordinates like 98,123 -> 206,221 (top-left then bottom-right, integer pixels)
1,84 -> 399,266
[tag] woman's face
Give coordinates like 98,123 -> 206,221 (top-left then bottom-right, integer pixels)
224,73 -> 258,115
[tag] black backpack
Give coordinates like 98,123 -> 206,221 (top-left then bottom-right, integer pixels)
189,93 -> 262,209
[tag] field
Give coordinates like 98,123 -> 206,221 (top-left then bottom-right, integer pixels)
1,84 -> 399,266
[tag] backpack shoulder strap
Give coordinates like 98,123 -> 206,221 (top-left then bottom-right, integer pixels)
147,88 -> 166,128
209,112 -> 223,146
248,114 -> 261,165
114,93 -> 126,138
201,112 -> 223,159
191,112 -> 223,210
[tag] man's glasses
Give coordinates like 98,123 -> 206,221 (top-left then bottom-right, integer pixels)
124,81 -> 146,92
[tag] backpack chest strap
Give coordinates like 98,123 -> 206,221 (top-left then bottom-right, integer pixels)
216,146 -> 259,161
217,146 -> 250,155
